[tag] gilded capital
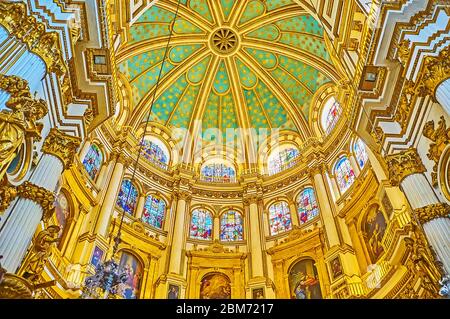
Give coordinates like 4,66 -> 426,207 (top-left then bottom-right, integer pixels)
415,203 -> 450,224
385,148 -> 426,186
416,45 -> 450,98
42,128 -> 81,169
16,181 -> 55,221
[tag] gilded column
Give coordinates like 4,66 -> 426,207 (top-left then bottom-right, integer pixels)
0,128 -> 80,272
311,165 -> 340,248
287,192 -> 300,227
348,220 -> 369,272
246,196 -> 264,278
135,194 -> 146,220
168,190 -> 190,274
93,153 -> 126,237
386,148 -> 450,274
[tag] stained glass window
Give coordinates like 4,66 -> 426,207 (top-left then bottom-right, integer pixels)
116,179 -> 138,215
220,211 -> 243,241
190,209 -> 213,240
268,147 -> 300,175
335,157 -> 356,193
140,138 -> 169,170
268,201 -> 292,235
142,194 -> 166,229
82,144 -> 103,180
321,97 -> 342,134
200,163 -> 236,183
297,188 -> 320,225
354,138 -> 369,168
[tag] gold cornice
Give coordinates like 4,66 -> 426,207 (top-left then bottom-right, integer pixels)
415,203 -> 450,224
385,148 -> 426,186
42,128 -> 81,169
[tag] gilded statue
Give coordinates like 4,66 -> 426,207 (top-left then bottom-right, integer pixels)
20,225 -> 60,284
0,74 -> 47,182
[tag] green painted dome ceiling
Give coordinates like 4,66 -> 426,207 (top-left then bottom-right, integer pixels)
117,0 -> 337,142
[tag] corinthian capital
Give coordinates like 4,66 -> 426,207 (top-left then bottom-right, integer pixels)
385,148 -> 426,186
416,45 -> 450,98
42,128 -> 81,169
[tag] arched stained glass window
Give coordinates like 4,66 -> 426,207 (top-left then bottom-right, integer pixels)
354,138 -> 369,168
190,209 -> 213,240
268,201 -> 292,235
335,157 -> 356,193
82,144 -> 103,180
200,163 -> 236,183
116,179 -> 138,215
220,211 -> 243,241
321,97 -> 342,134
142,194 -> 166,229
140,137 -> 169,169
268,147 -> 300,175
297,188 -> 319,225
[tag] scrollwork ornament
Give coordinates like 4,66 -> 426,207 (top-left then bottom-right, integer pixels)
16,181 -> 56,221
416,45 -> 450,98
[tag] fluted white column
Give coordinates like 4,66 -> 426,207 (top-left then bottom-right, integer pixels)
401,174 -> 450,274
0,155 -> 63,272
436,79 -> 450,115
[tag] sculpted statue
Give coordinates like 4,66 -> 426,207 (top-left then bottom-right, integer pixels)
21,225 -> 60,283
0,74 -> 47,182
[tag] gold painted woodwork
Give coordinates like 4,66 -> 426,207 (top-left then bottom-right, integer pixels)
415,203 -> 450,224
0,274 -> 33,299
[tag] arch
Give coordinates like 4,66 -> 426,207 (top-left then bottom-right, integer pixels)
268,201 -> 292,236
334,156 -> 356,194
296,187 -> 320,225
320,96 -> 342,135
117,250 -> 144,299
288,258 -> 323,299
361,204 -> 388,263
219,210 -> 244,241
267,144 -> 300,175
82,143 -> 104,180
116,179 -> 139,215
142,193 -> 166,229
190,208 -> 213,240
200,272 -> 231,299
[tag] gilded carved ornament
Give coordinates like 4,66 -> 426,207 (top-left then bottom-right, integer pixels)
385,148 -> 426,186
16,182 -> 56,221
42,128 -> 81,169
0,2 -> 66,75
414,203 -> 450,224
416,45 -> 450,98
0,74 -> 48,182
397,39 -> 411,67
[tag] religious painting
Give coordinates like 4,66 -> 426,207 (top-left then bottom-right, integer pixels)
364,209 -> 387,262
54,192 -> 70,238
200,273 -> 231,299
252,288 -> 265,299
168,284 -> 180,299
90,246 -> 104,267
289,259 -> 322,299
117,252 -> 143,299
330,256 -> 343,280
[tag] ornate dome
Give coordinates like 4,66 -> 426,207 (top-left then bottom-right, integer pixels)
117,0 -> 339,146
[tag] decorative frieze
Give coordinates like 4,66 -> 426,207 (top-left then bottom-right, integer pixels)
385,148 -> 426,186
42,128 -> 81,169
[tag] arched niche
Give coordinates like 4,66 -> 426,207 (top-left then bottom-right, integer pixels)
288,258 -> 323,299
117,250 -> 144,299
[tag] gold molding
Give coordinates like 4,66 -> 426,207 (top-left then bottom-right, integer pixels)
416,45 -> 450,99
16,181 -> 56,221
